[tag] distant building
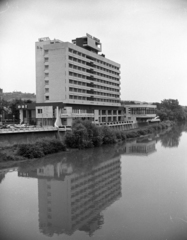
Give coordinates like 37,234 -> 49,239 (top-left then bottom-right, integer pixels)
121,100 -> 156,123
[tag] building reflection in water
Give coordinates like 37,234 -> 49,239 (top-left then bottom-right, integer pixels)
117,138 -> 156,156
18,153 -> 121,237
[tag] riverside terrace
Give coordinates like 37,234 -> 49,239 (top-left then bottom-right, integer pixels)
0,122 -> 135,145
0,121 -> 136,134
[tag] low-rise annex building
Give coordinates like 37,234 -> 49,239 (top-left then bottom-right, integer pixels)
121,101 -> 157,124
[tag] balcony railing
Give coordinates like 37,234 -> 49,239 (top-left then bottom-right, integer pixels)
86,56 -> 95,61
87,62 -> 96,67
87,83 -> 95,87
87,69 -> 96,74
87,96 -> 94,101
87,89 -> 95,94
87,75 -> 95,81
61,113 -> 94,118
131,114 -> 156,118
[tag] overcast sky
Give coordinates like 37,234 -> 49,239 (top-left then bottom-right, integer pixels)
0,0 -> 187,105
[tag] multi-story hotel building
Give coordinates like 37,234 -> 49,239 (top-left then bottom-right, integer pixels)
36,34 -> 121,106
34,34 -> 126,127
17,34 -> 157,127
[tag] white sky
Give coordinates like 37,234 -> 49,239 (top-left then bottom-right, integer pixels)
0,0 -> 187,105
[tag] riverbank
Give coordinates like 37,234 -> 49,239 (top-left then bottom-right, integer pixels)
0,121 -> 175,167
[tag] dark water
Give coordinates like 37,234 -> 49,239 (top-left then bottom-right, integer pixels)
0,125 -> 187,240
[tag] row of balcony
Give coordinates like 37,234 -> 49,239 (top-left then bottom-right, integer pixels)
61,113 -> 95,118
70,83 -> 119,96
68,52 -> 121,74
69,57 -> 120,80
69,68 -> 121,86
129,114 -> 156,118
94,121 -> 134,127
60,112 -> 124,118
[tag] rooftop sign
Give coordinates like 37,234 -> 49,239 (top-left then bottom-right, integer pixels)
86,33 -> 100,43
38,37 -> 50,42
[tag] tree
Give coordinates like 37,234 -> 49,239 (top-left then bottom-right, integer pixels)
0,98 -> 33,123
155,99 -> 186,122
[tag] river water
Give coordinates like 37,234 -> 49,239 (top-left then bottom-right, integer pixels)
0,125 -> 187,240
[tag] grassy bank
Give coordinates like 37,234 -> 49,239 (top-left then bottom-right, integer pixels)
0,120 -> 174,163
0,138 -> 66,162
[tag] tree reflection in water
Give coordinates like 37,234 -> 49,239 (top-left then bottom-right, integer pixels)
159,124 -> 185,148
0,173 -> 5,184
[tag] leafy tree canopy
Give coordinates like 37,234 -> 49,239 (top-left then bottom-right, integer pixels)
154,99 -> 187,122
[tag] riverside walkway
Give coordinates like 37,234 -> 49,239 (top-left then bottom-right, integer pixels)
0,126 -> 58,134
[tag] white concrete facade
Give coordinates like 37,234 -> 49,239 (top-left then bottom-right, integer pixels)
35,36 -> 121,107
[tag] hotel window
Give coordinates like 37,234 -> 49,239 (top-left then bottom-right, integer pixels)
38,109 -> 42,114
45,88 -> 49,93
45,80 -> 49,85
45,96 -> 49,100
72,109 -> 79,113
44,50 -> 48,54
80,109 -> 86,113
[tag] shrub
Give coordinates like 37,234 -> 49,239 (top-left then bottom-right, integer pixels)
65,120 -> 103,148
64,131 -> 77,148
114,130 -> 122,140
17,138 -> 66,159
35,138 -> 66,155
126,131 -> 139,138
81,120 -> 103,147
120,131 -> 127,141
138,129 -> 147,135
91,127 -> 103,147
101,126 -> 117,144
65,122 -> 92,149
147,127 -> 154,133
73,123 -> 91,149
152,125 -> 159,130
17,144 -> 44,159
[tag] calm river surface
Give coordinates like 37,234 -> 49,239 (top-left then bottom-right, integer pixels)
1,125 -> 187,240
